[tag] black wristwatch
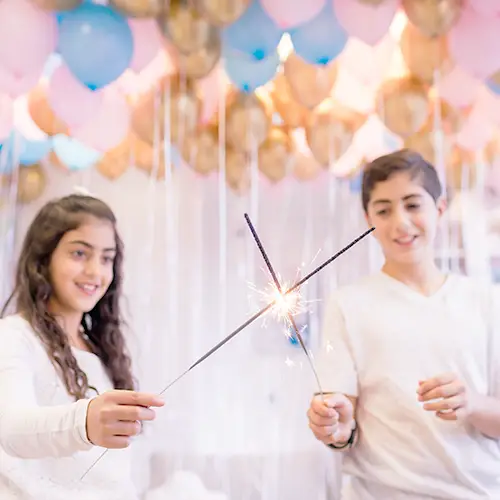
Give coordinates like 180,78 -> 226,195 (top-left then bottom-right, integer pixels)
328,421 -> 357,450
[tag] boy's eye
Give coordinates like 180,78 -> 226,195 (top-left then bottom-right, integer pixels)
376,209 -> 389,216
406,204 -> 420,210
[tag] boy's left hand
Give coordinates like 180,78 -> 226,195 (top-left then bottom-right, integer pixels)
417,372 -> 474,421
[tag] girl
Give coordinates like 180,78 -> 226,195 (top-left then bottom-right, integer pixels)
307,150 -> 500,499
0,194 -> 164,500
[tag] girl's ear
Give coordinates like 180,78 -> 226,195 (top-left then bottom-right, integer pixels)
436,196 -> 447,217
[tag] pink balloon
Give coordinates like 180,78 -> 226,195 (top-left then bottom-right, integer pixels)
0,0 -> 57,77
455,106 -> 494,151
0,94 -> 13,141
197,63 -> 230,124
129,19 -> 163,73
260,0 -> 326,29
48,65 -> 102,129
469,0 -> 500,16
438,66 -> 480,109
333,0 -> 399,46
449,6 -> 500,80
0,66 -> 43,98
71,90 -> 130,152
470,86 -> 500,128
339,35 -> 395,86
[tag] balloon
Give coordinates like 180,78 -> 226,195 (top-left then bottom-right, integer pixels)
196,64 -> 230,124
449,5 -> 500,80
181,124 -> 219,175
28,86 -> 68,136
469,0 -> 500,16
158,1 -> 217,55
17,164 -> 46,204
225,92 -> 271,153
404,128 -> 454,165
30,0 -> 82,9
109,0 -> 163,17
0,66 -> 42,98
224,49 -> 279,92
438,65 -> 480,109
292,153 -> 322,181
131,76 -> 201,146
333,0 -> 399,46
258,127 -> 292,183
95,138 -> 130,180
58,4 -> 134,90
0,0 -> 57,77
177,32 -> 222,79
225,148 -> 249,194
446,146 -> 476,190
400,22 -> 451,84
0,95 -> 13,141
376,77 -> 429,137
269,73 -> 309,129
289,3 -> 348,65
260,0 -> 325,29
284,53 -> 337,108
455,106 -> 494,152
129,19 -> 163,73
222,0 -> 282,60
0,133 -> 51,169
194,0 -> 250,26
306,101 -> 365,165
48,65 -> 102,129
52,134 -> 103,170
402,0 -> 464,37
13,96 -> 47,142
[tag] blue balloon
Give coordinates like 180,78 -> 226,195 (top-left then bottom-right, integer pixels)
58,4 -> 133,90
487,78 -> 500,96
349,171 -> 363,193
52,135 -> 102,171
224,49 -> 280,92
289,4 -> 347,65
0,133 -> 53,172
222,1 -> 282,61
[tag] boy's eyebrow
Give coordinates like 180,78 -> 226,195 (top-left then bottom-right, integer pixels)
67,240 -> 116,252
372,194 -> 423,205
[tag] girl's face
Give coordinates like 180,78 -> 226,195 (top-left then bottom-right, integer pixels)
48,217 -> 116,316
365,172 -> 446,266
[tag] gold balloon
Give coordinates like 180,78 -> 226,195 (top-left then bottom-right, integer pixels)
292,153 -> 322,182
376,77 -> 429,137
485,133 -> 500,165
18,164 -> 46,204
358,0 -> 386,4
404,128 -> 454,165
30,0 -> 82,9
284,53 -> 338,109
446,146 -> 476,190
177,31 -> 221,79
194,0 -> 250,25
28,86 -> 67,136
226,92 -> 271,154
109,0 -> 163,17
225,149 -> 249,194
270,73 -> 309,129
96,138 -> 131,180
158,1 -> 218,54
131,76 -> 201,146
131,134 -> 169,180
306,101 -> 366,166
400,22 -> 452,83
258,127 -> 292,183
402,0 -> 464,38
490,69 -> 500,88
182,124 -> 219,175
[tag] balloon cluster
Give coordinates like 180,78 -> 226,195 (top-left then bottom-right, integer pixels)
1,0 -> 500,203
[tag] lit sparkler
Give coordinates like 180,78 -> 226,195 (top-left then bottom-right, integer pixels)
80,224 -> 375,480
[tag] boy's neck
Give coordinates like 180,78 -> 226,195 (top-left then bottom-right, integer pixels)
382,259 -> 446,296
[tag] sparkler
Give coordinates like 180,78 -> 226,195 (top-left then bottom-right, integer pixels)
243,213 -> 324,394
81,224 -> 375,480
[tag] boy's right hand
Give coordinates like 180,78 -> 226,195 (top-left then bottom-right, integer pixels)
307,393 -> 354,446
86,390 -> 164,449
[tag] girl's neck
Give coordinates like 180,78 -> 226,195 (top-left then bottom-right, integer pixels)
47,299 -> 86,350
382,259 -> 446,296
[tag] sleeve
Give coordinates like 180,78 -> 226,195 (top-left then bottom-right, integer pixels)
0,319 -> 95,458
486,284 -> 500,399
314,294 -> 359,397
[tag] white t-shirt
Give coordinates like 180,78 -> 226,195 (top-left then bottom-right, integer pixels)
0,315 -> 137,500
317,272 -> 500,500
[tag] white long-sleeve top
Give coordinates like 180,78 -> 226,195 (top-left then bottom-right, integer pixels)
0,315 -> 138,500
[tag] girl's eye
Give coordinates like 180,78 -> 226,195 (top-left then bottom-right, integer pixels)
102,256 -> 114,264
72,250 -> 86,259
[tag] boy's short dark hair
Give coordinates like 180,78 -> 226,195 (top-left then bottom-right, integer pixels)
361,149 -> 442,212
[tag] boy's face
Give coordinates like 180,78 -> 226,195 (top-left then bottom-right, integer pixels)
365,172 -> 446,265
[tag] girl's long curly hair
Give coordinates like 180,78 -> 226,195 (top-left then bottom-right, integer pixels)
1,194 -> 135,400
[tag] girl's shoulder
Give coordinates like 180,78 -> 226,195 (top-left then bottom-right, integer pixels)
0,314 -> 40,351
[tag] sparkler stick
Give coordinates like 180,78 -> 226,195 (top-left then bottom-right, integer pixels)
80,225 -> 375,480
243,213 -> 324,394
